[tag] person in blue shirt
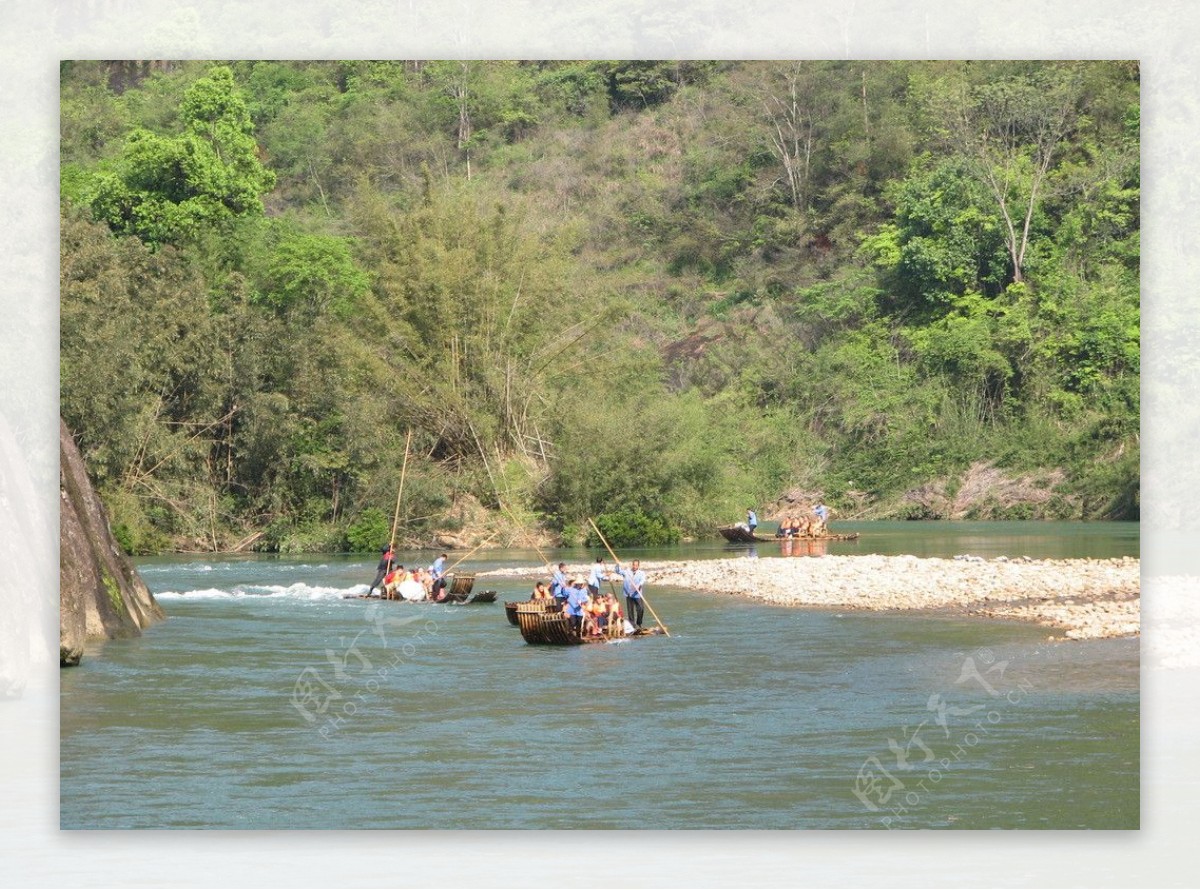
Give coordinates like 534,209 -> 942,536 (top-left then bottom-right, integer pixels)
586,558 -> 608,597
747,508 -> 758,534
813,503 -> 829,534
613,559 -> 647,629
429,553 -> 448,600
562,576 -> 590,633
550,562 -> 569,601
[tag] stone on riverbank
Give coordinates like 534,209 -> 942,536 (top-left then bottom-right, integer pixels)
481,554 -> 1140,640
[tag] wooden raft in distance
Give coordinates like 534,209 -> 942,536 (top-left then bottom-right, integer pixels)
717,525 -> 772,543
717,525 -> 861,543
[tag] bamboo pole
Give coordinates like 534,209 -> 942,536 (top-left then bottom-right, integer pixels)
388,430 -> 413,552
444,530 -> 500,574
500,502 -> 554,576
587,517 -> 669,637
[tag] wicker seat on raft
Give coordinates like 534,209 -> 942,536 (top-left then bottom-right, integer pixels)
504,599 -> 561,626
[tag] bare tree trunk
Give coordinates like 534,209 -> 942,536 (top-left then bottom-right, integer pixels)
861,68 -> 870,152
454,62 -> 473,181
763,63 -> 817,214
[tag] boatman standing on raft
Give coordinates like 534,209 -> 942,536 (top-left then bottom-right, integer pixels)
747,508 -> 758,535
429,553 -> 449,600
586,557 -> 608,597
813,503 -> 830,534
613,559 -> 647,630
550,562 -> 569,601
368,544 -> 395,597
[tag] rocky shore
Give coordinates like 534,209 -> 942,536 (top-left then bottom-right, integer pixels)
481,554 -> 1140,640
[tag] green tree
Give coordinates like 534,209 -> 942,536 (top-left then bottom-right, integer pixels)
89,65 -> 276,245
255,224 -> 370,319
864,157 -> 1011,315
919,63 -> 1082,285
60,207 -> 229,549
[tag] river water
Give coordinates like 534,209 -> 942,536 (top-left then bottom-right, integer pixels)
60,521 -> 1139,829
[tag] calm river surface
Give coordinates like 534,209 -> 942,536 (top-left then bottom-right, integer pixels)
60,522 -> 1139,829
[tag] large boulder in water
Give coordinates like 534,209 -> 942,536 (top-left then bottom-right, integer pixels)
59,418 -> 164,666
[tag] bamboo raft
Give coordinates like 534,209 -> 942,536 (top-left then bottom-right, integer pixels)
516,609 -> 663,646
346,573 -> 496,604
777,531 -> 860,541
439,575 -> 498,604
504,599 -> 561,626
454,589 -> 498,605
346,591 -> 496,604
717,525 -> 772,543
717,526 -> 861,543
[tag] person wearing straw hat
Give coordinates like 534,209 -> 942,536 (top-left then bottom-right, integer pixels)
563,575 -> 590,634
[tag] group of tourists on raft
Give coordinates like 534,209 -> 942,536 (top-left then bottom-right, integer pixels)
774,503 -> 830,539
732,503 -> 833,538
530,558 -> 648,637
367,545 -> 651,635
367,545 -> 452,601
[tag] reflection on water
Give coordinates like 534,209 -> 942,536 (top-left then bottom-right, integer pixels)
778,537 -> 829,558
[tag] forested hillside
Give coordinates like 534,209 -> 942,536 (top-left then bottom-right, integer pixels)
59,60 -> 1139,553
